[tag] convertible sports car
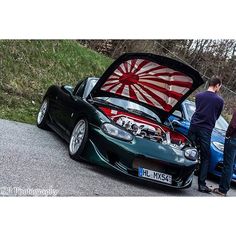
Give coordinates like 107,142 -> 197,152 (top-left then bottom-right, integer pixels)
169,100 -> 236,182
37,53 -> 204,188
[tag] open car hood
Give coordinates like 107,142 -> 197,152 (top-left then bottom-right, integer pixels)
90,53 -> 204,121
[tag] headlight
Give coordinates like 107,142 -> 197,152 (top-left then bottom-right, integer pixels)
212,141 -> 224,152
101,123 -> 133,141
184,148 -> 198,161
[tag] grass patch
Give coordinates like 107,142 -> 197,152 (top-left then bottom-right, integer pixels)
0,40 -> 113,124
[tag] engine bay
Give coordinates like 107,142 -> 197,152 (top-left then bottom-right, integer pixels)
99,106 -> 191,149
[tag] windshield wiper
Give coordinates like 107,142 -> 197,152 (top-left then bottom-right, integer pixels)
92,98 -> 125,111
91,99 -> 159,122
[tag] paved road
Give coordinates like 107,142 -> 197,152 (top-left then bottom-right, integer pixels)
0,119 -> 235,196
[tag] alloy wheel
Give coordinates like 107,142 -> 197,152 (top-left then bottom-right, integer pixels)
37,99 -> 48,125
69,120 -> 86,155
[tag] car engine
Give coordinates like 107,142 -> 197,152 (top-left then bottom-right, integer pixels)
115,116 -> 167,141
115,116 -> 189,149
98,106 -> 189,149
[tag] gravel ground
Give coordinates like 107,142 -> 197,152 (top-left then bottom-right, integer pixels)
0,118 -> 235,197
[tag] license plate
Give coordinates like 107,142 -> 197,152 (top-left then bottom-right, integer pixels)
138,167 -> 172,184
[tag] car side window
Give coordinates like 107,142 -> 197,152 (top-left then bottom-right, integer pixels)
73,80 -> 87,97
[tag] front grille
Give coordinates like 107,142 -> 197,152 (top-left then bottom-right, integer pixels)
133,157 -> 165,172
132,157 -> 180,177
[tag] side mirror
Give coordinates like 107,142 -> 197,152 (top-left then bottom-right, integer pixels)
61,85 -> 78,101
62,85 -> 73,93
172,119 -> 182,127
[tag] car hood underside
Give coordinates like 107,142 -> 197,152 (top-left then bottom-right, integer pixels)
90,53 -> 204,121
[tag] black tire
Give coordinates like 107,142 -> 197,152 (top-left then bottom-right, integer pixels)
69,118 -> 88,161
37,98 -> 50,130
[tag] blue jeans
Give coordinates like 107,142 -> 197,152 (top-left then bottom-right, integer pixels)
188,126 -> 212,187
219,137 -> 236,194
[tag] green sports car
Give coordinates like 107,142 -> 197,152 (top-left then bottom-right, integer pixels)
37,53 -> 204,188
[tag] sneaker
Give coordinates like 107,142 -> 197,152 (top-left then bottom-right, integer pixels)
213,188 -> 226,197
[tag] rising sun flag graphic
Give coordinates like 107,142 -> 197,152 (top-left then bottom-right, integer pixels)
100,59 -> 194,112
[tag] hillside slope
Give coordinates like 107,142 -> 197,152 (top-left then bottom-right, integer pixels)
0,40 -> 113,124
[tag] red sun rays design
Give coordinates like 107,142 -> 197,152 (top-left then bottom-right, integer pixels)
101,59 -> 193,112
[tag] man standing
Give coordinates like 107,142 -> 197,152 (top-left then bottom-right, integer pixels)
188,76 -> 224,193
213,110 -> 236,196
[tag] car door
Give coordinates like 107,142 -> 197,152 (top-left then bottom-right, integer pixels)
64,77 -> 100,135
50,86 -> 74,135
57,79 -> 88,138
46,85 -> 70,133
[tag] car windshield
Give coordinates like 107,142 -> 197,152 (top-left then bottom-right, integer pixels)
185,102 -> 229,131
83,78 -> 99,98
95,97 -> 161,122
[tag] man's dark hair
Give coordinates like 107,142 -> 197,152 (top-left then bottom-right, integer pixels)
208,76 -> 222,87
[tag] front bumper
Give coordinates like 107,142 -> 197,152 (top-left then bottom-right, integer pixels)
81,125 -> 197,189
